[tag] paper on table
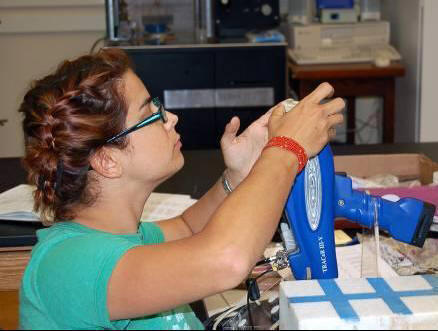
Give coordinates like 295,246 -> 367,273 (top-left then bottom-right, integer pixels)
336,243 -> 398,279
334,229 -> 352,245
0,184 -> 39,221
0,184 -> 198,223
141,192 -> 197,222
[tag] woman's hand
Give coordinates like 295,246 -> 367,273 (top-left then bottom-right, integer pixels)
220,109 -> 273,187
220,82 -> 345,187
268,83 -> 345,158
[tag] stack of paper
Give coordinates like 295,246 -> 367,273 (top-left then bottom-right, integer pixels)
336,244 -> 398,279
0,184 -> 38,221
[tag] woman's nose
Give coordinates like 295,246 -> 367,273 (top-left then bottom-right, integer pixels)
165,111 -> 178,130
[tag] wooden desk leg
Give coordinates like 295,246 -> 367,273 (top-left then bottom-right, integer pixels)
346,97 -> 356,144
383,78 -> 395,143
0,291 -> 19,330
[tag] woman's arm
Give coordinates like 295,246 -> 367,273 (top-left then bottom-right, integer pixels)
155,175 -> 230,241
108,148 -> 298,320
107,83 -> 345,320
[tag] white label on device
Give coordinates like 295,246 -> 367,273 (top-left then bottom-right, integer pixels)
305,156 -> 322,231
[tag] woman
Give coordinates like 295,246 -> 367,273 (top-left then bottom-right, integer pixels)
19,48 -> 344,329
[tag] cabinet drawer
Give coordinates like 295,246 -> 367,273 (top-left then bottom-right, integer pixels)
126,50 -> 215,98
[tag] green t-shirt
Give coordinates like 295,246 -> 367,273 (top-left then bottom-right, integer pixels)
19,221 -> 204,330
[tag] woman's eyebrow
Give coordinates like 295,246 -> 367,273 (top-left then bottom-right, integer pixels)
139,96 -> 152,111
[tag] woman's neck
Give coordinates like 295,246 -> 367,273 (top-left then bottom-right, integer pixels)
73,180 -> 154,234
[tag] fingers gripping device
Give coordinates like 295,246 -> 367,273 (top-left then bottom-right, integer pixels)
277,100 -> 436,280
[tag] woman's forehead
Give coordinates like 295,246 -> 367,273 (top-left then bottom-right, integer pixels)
123,71 -> 150,111
124,71 -> 148,97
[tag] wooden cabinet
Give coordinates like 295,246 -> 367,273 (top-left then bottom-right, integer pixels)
0,247 -> 32,330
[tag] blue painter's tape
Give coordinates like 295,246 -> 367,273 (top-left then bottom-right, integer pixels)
423,275 -> 438,292
367,278 -> 411,315
318,280 -> 360,321
288,276 -> 438,322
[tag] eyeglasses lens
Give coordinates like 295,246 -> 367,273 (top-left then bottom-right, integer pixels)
152,97 -> 167,123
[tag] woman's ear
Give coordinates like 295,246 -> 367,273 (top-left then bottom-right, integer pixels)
89,148 -> 123,178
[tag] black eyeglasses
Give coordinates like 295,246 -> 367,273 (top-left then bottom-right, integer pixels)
106,97 -> 168,144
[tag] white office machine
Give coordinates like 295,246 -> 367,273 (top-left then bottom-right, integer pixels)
316,0 -> 357,24
288,43 -> 401,65
320,8 -> 358,24
283,21 -> 402,65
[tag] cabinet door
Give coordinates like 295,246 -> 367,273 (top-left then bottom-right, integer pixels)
126,50 -> 217,149
214,46 -> 286,141
215,46 -> 286,102
215,107 -> 266,139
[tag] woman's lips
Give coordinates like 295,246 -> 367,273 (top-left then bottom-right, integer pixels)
174,135 -> 182,148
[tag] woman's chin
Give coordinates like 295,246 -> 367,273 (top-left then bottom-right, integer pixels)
175,152 -> 184,171
167,152 -> 185,178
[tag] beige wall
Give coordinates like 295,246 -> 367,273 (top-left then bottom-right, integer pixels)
1,1 -> 436,157
419,0 -> 438,142
0,0 -> 105,157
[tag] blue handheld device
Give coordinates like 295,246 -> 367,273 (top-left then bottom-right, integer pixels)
281,144 -> 436,280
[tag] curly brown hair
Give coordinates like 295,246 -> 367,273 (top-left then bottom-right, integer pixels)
19,48 -> 132,224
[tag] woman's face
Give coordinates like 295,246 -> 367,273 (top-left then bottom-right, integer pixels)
120,70 -> 183,185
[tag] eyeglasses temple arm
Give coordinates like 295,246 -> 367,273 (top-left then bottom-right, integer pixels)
105,113 -> 162,144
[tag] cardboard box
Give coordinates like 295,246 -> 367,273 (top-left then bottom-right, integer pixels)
333,153 -> 438,185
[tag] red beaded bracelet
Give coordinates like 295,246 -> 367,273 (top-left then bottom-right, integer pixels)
264,136 -> 308,173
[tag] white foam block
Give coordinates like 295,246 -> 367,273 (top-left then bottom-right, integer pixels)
279,275 -> 438,330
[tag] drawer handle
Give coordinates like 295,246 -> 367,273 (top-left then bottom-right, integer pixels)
0,119 -> 8,126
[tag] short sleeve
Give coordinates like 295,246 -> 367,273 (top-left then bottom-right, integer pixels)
139,221 -> 165,244
35,234 -> 139,329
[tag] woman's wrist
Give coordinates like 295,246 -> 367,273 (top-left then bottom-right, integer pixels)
221,169 -> 245,194
261,147 -> 299,173
263,136 -> 308,173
